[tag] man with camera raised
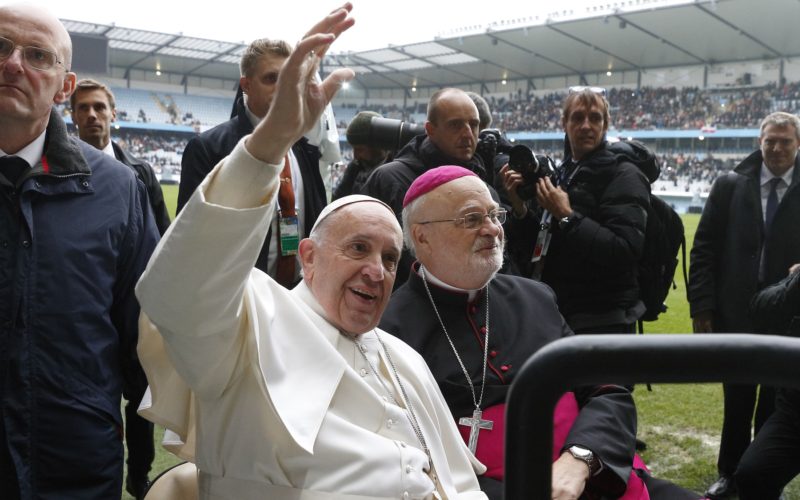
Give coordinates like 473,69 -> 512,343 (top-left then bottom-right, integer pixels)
501,87 -> 651,336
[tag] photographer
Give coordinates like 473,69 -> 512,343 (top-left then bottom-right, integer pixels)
332,111 -> 388,199
501,87 -> 651,335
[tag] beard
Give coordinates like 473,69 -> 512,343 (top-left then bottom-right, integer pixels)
468,235 -> 505,284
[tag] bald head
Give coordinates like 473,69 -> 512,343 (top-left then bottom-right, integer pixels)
0,4 -> 76,152
0,4 -> 72,69
424,88 -> 480,163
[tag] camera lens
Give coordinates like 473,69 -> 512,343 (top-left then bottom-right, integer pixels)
508,145 -> 535,173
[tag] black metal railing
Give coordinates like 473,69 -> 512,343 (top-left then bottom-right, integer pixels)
504,333 -> 800,499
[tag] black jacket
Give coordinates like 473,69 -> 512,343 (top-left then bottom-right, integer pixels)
0,111 -> 159,497
332,159 -> 377,200
178,97 -> 326,276
751,269 -> 800,336
512,143 -> 650,327
750,268 -> 800,412
689,150 -> 800,332
112,141 -> 170,235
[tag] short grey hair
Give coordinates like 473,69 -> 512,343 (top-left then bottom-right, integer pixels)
401,198 -> 423,258
309,213 -> 335,245
760,112 -> 800,139
302,212 -> 335,278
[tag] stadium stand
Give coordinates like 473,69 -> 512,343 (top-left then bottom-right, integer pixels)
54,81 -> 800,197
58,0 -> 800,210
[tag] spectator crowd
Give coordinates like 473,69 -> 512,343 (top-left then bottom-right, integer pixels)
493,81 -> 800,132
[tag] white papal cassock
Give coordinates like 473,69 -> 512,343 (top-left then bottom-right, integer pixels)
135,137 -> 487,500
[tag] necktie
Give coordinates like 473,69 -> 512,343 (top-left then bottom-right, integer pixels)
275,156 -> 296,287
765,177 -> 781,235
0,156 -> 28,187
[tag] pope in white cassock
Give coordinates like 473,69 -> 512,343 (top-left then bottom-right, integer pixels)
133,4 -> 487,499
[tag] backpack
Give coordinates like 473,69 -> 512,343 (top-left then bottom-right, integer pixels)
605,140 -> 685,323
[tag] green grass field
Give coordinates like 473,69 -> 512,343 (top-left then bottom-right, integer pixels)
124,190 -> 793,498
162,184 -> 179,220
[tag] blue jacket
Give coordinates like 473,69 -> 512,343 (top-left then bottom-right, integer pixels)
0,110 -> 159,498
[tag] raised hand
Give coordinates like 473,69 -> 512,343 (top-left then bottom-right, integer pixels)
246,3 -> 356,164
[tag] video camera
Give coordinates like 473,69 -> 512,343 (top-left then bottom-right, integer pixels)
359,119 -> 507,158
359,117 -> 426,151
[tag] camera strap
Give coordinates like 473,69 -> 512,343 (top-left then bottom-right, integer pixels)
530,162 -> 582,277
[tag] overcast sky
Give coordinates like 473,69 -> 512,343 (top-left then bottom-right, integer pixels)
24,0 -> 618,52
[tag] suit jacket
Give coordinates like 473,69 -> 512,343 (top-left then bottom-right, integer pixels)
112,141 -> 171,235
178,97 -> 326,275
137,141 -> 486,499
689,150 -> 800,332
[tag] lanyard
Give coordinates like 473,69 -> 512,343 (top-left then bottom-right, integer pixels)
531,161 -> 581,266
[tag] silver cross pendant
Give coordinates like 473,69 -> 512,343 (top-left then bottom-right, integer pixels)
458,408 -> 493,454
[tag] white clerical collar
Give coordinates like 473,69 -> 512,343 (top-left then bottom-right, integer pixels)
761,162 -> 794,187
0,128 -> 47,168
101,141 -> 115,158
418,264 -> 482,301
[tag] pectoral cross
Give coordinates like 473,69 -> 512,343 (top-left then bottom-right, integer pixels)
459,408 -> 493,454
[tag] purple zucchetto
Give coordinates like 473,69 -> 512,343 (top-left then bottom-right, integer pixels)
402,166 -> 477,208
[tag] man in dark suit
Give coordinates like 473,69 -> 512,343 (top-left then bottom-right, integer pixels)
70,79 -> 170,235
689,111 -> 800,499
178,38 -> 326,287
70,78 -> 167,499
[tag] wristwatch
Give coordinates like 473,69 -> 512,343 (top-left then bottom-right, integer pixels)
568,445 -> 603,476
558,212 -> 581,231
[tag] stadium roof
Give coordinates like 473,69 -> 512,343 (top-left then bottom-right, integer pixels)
62,0 -> 800,90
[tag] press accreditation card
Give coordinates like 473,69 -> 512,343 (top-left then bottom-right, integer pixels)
530,213 -> 552,263
531,230 -> 552,263
279,216 -> 300,256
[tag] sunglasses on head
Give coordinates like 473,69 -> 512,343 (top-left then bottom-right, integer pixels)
568,86 -> 607,97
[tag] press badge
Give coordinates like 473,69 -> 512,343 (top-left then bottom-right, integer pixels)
531,214 -> 552,263
531,227 -> 552,263
279,216 -> 300,256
